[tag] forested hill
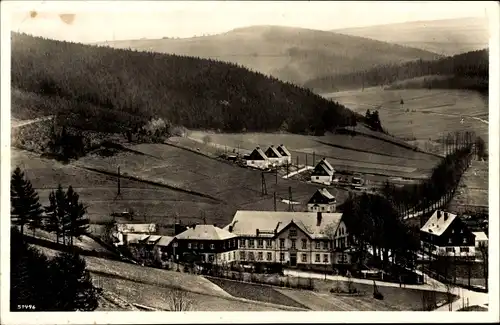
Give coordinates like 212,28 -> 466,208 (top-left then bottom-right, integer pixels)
11,32 -> 357,135
304,49 -> 489,94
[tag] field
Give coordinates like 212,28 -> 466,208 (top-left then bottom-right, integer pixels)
449,159 -> 489,210
323,88 -> 489,147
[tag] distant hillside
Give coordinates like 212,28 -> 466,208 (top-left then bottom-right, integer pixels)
304,49 -> 488,94
97,25 -> 441,85
334,17 -> 489,56
11,32 -> 357,136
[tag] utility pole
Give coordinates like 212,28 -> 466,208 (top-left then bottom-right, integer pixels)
273,192 -> 277,212
288,186 -> 293,212
275,168 -> 278,184
117,166 -> 121,196
261,172 -> 267,196
313,152 -> 316,166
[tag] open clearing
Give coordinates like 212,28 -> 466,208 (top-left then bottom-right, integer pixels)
449,159 -> 489,210
323,88 -> 488,147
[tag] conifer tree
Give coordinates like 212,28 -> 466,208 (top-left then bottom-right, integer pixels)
11,167 -> 43,236
45,185 -> 67,244
64,186 -> 89,247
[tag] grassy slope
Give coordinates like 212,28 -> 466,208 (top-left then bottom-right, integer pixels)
333,17 -> 489,56
11,32 -> 354,135
98,25 -> 441,85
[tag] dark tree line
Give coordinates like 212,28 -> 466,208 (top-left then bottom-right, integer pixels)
305,49 -> 489,93
12,32 -> 358,136
10,228 -> 99,311
340,193 -> 420,274
10,167 -> 98,311
381,132 -> 475,221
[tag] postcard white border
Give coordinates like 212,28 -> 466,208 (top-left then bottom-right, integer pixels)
1,1 -> 499,324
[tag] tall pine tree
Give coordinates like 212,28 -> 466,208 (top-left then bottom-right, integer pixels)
65,186 -> 89,247
45,185 -> 67,245
11,167 -> 43,236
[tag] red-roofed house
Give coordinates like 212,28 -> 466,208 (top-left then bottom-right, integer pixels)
420,210 -> 476,258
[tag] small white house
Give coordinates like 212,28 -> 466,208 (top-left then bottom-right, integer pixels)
245,147 -> 269,169
311,158 -> 335,185
264,145 -> 283,167
277,144 -> 292,165
472,231 -> 488,247
307,188 -> 337,213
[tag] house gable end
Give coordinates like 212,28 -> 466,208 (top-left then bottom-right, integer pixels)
275,220 -> 313,239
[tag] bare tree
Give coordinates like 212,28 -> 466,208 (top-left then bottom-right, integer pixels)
478,242 -> 488,290
167,289 -> 194,311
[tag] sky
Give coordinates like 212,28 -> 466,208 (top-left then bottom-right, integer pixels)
7,1 -> 493,43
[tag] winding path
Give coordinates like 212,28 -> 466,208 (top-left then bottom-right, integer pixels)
11,115 -> 53,129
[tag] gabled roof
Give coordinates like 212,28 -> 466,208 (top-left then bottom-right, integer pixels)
472,231 -> 488,241
308,188 -> 336,204
116,223 -> 157,234
176,225 -> 237,241
277,144 -> 291,157
265,146 -> 283,158
420,210 -> 458,236
246,147 -> 268,160
224,211 -> 342,239
312,162 -> 334,176
319,158 -> 334,171
125,233 -> 151,244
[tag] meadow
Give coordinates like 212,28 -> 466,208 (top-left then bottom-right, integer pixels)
323,88 -> 489,147
448,159 -> 489,210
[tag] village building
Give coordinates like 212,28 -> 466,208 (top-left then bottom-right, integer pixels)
307,188 -> 337,213
472,231 -> 488,247
276,144 -> 292,165
244,147 -> 269,169
173,224 -> 238,264
420,210 -> 476,258
224,211 -> 349,271
311,158 -> 335,185
264,145 -> 283,167
112,223 -> 157,246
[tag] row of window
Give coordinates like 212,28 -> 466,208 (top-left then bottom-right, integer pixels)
238,251 -> 330,263
445,247 -> 471,253
240,238 -> 331,250
187,242 -> 215,250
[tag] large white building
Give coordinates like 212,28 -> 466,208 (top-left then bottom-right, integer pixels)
224,211 -> 350,270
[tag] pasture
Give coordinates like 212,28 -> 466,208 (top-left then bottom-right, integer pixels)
448,159 -> 489,211
323,88 -> 489,147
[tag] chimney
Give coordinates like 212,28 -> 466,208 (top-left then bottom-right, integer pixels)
228,225 -> 233,232
444,212 -> 448,221
437,211 -> 441,219
270,145 -> 274,148
317,212 -> 322,227
256,228 -> 260,236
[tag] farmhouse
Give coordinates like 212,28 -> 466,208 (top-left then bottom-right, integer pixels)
307,188 -> 337,213
311,158 -> 335,185
276,144 -> 292,165
224,211 -> 350,271
420,210 -> 476,258
112,223 -> 158,246
174,225 -> 238,264
264,145 -> 283,167
245,147 -> 269,169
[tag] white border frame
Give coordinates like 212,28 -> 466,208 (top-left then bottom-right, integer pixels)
1,1 -> 499,324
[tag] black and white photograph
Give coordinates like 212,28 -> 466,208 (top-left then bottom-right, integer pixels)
1,1 -> 498,323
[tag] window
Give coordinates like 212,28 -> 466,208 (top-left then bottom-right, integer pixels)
302,239 -> 307,249
315,241 -> 320,249
240,239 -> 246,248
249,239 -> 255,248
258,252 -> 263,260
448,238 -> 452,244
323,254 -> 329,263
258,239 -> 264,248
210,244 -> 215,250
446,247 -> 454,253
291,239 -> 296,249
280,239 -> 285,248
249,252 -> 255,261
209,255 -> 214,262
452,229 -> 455,234
173,242 -> 178,247
315,254 -> 320,262
280,253 -> 285,262
316,176 -> 319,180
322,241 -> 327,250
301,254 -> 307,262
233,252 -> 236,259
193,243 -> 198,249
266,240 -> 272,248
200,243 -> 204,249
460,247 -> 469,253
289,228 -> 297,237
188,243 -> 192,249
240,251 -> 246,260
267,252 -> 272,261
321,206 -> 325,211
